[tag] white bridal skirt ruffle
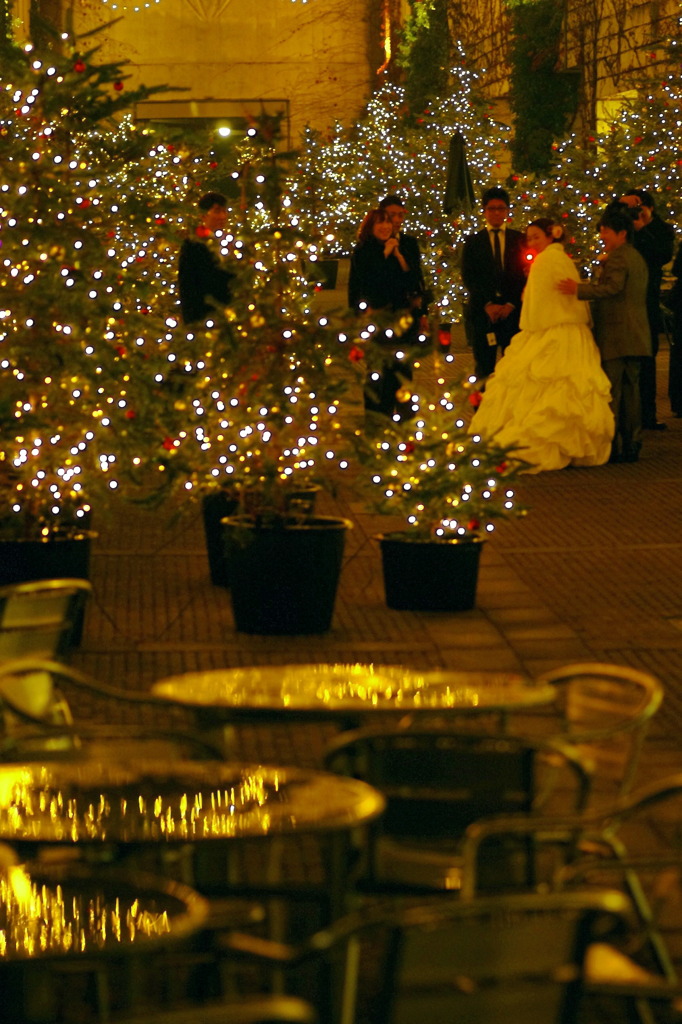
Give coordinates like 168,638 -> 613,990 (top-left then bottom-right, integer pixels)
471,323 -> 615,473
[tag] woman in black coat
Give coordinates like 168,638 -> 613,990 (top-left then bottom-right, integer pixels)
667,245 -> 682,416
348,208 -> 421,419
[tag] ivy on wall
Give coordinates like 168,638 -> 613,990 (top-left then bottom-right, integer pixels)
508,0 -> 579,172
397,0 -> 451,119
0,0 -> 11,43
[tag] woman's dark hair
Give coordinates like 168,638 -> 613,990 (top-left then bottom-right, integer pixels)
527,217 -> 564,243
198,191 -> 227,211
379,194 -> 404,209
357,208 -> 391,245
599,204 -> 635,242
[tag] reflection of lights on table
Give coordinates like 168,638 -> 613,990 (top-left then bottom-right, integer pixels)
152,664 -> 555,715
0,864 -> 205,960
0,763 -> 384,844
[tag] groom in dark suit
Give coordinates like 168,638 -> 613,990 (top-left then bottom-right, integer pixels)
461,186 -> 527,380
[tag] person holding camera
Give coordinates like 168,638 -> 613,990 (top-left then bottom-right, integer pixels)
348,207 -> 422,420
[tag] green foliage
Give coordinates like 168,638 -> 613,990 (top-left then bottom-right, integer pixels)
397,0 -> 451,121
353,379 -> 529,540
508,0 -> 579,172
0,0 -> 10,45
507,44 -> 682,272
0,27 -> 178,538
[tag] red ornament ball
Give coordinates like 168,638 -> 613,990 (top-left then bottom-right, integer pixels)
73,60 -> 86,73
113,81 -> 124,92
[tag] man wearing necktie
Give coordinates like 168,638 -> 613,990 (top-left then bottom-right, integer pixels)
461,186 -> 527,380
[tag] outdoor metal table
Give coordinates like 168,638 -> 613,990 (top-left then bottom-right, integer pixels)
0,860 -> 208,1023
0,760 -> 385,924
151,663 -> 556,744
0,759 -> 384,845
0,860 -> 207,958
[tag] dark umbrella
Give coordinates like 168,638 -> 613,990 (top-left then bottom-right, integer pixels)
443,131 -> 476,214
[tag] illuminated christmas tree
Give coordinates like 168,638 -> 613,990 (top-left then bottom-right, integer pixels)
0,28 -> 177,539
354,378 -> 528,541
290,44 -> 510,324
154,114 -> 379,519
507,25 -> 682,272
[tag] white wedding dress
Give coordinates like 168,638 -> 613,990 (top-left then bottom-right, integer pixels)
471,243 -> 615,472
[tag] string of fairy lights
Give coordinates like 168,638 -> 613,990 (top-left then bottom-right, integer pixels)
99,0 -> 161,11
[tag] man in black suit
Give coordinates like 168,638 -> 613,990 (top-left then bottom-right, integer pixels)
461,186 -> 527,380
178,192 -> 234,325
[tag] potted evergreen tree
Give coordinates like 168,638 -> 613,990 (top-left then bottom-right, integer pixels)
161,115 -> 383,634
0,26 -> 175,583
354,383 -> 530,611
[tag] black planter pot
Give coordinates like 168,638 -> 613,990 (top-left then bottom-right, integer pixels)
203,487 -> 321,588
201,493 -> 239,587
224,515 -> 351,634
0,531 -> 95,586
0,530 -> 96,645
378,533 -> 484,612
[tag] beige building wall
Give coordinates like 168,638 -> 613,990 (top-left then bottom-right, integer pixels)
45,0 -> 377,146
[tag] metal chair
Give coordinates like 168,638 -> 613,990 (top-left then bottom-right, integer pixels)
0,657 -> 224,762
221,889 -> 635,1024
111,996 -> 318,1024
461,774 -> 682,1023
532,662 -> 664,802
0,578 -> 91,661
323,725 -> 592,893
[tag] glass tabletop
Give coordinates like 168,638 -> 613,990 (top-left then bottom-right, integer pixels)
0,862 -> 207,960
0,761 -> 385,845
151,664 -> 555,716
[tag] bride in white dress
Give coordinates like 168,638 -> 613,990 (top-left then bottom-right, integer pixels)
470,218 -> 614,472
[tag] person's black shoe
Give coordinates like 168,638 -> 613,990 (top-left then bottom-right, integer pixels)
622,444 -> 642,463
643,421 -> 667,430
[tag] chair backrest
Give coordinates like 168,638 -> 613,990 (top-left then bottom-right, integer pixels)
374,890 -> 634,1024
536,662 -> 664,798
0,658 -> 225,762
0,578 -> 91,661
103,995 -> 317,1024
323,726 -> 591,841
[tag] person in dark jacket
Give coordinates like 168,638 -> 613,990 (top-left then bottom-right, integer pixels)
559,204 -> 650,463
178,192 -> 234,325
620,190 -> 675,428
378,194 -> 430,328
348,207 -> 421,419
666,244 -> 682,416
